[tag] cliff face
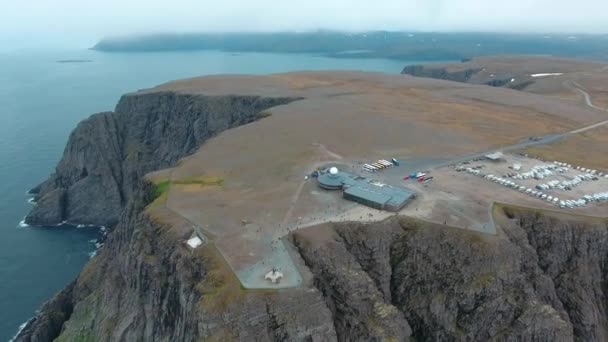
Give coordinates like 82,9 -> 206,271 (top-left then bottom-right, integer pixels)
503,207 -> 608,341
23,198 -> 608,341
293,211 -> 608,341
26,92 -> 300,227
18,88 -> 608,341
401,65 -> 482,83
19,182 -> 337,342
401,63 -> 535,90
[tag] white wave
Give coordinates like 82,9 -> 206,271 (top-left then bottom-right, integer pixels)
88,250 -> 97,258
27,197 -> 36,204
18,218 -> 29,228
9,320 -> 29,342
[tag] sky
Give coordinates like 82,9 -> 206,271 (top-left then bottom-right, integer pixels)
2,0 -> 608,49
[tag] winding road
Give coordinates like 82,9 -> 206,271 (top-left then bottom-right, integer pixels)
436,79 -> 608,168
563,80 -> 608,134
418,78 -> 608,235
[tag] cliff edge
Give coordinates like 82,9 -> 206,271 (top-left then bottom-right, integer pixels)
26,92 -> 300,227
18,72 -> 608,341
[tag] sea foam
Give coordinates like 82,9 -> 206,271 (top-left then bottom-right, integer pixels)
9,320 -> 29,342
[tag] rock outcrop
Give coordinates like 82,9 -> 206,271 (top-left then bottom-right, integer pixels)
291,211 -> 608,341
503,206 -> 608,341
26,92 -> 301,227
19,86 -> 608,341
20,182 -> 337,341
401,60 -> 536,91
401,65 -> 482,83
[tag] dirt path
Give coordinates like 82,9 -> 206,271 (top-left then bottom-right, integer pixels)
280,178 -> 308,229
563,80 -> 608,134
314,143 -> 343,160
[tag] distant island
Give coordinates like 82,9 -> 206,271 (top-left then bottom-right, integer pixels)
56,59 -> 93,63
92,31 -> 608,61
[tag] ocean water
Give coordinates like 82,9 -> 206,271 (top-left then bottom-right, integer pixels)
0,48 -> 412,340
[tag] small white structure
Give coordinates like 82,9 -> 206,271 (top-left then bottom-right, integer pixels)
530,73 -> 563,78
513,163 -> 522,171
187,236 -> 203,249
265,269 -> 284,284
329,167 -> 339,175
485,152 -> 504,161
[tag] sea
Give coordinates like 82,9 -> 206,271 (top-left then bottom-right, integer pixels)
0,48 -> 413,340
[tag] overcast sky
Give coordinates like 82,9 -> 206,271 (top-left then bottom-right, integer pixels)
2,0 -> 608,49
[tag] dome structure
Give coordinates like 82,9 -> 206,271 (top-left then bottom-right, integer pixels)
318,167 -> 344,190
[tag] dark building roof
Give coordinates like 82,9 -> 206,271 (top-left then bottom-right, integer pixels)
317,168 -> 415,211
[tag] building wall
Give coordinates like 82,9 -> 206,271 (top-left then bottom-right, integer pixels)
343,192 -> 385,210
386,201 -> 407,212
319,183 -> 343,190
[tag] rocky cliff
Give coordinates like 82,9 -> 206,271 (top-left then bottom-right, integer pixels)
401,62 -> 535,90
401,65 -> 482,83
19,181 -> 337,341
21,196 -> 608,341
26,92 -> 300,227
18,89 -> 608,341
292,208 -> 608,341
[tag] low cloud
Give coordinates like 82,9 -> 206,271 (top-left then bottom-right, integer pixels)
2,0 -> 607,48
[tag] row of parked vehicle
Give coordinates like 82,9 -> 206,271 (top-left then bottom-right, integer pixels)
362,158 -> 399,172
482,173 -> 608,209
552,160 -> 608,178
484,174 -> 567,205
561,193 -> 608,208
536,173 -> 599,191
510,164 -> 569,181
575,166 -> 607,178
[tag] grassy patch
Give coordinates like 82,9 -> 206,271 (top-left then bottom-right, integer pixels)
521,127 -> 608,170
146,179 -> 170,210
195,245 -> 245,313
472,272 -> 497,288
257,110 -> 273,119
495,201 -> 607,223
152,179 -> 170,198
126,142 -> 141,161
173,175 -> 224,187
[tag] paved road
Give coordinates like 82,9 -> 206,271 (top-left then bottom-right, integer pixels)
434,80 -> 608,169
426,79 -> 608,234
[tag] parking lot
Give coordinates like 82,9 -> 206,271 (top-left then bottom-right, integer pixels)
449,153 -> 608,211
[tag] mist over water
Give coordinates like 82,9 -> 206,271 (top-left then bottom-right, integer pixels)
0,48 -> 410,341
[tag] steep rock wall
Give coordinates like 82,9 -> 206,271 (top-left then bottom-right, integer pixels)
293,210 -> 608,342
401,64 -> 535,90
19,182 -> 337,342
26,92 -> 301,227
503,207 -> 608,341
401,65 -> 482,83
18,85 -> 608,341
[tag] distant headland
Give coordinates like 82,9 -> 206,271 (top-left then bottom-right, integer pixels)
56,59 -> 93,63
92,31 -> 608,61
